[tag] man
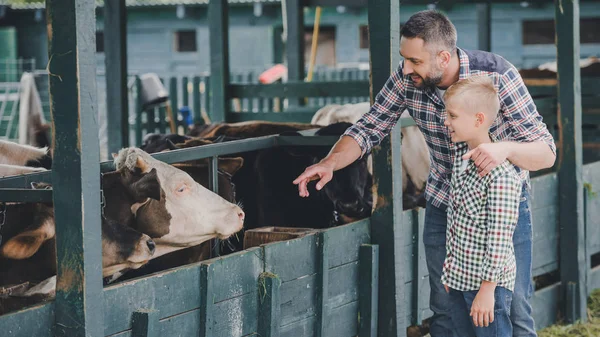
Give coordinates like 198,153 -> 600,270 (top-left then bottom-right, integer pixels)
292,10 -> 555,337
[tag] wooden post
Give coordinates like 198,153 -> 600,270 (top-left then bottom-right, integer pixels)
135,76 -> 143,146
209,0 -> 229,122
104,0 -> 129,153
556,0 -> 586,324
46,0 -> 104,336
257,273 -> 282,337
476,3 -> 491,52
359,244 -> 379,337
368,0 -> 404,335
316,231 -> 330,337
285,0 -> 304,108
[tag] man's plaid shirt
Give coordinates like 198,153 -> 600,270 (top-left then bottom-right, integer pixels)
342,47 -> 556,209
440,140 -> 521,292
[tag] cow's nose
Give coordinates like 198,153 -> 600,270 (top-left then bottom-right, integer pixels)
238,210 -> 245,222
337,200 -> 360,213
147,239 -> 156,255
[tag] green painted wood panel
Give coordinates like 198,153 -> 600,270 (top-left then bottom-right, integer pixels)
359,244 -> 379,337
208,0 -> 229,122
226,112 -> 315,123
531,173 -> 559,209
532,205 -> 559,277
46,0 -> 104,335
555,0 -> 587,323
1,303 -> 54,337
102,263 -> 203,335
104,0 -> 129,153
588,266 -> 600,294
324,301 -> 360,336
278,275 -> 318,327
584,162 -> 600,255
328,262 -> 360,309
257,273 -> 281,337
325,219 -> 371,268
264,234 -> 318,282
211,293 -> 259,336
280,316 -> 315,337
531,283 -> 561,330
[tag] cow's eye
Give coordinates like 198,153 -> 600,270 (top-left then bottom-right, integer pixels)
176,184 -> 188,193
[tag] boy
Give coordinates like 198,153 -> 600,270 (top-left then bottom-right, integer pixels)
441,76 -> 522,337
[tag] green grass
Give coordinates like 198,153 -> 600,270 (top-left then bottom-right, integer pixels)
538,289 -> 600,337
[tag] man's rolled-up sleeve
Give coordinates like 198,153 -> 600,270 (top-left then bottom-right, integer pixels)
499,66 -> 557,157
343,64 -> 407,158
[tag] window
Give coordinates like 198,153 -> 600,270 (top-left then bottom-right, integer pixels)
174,30 -> 197,52
304,26 -> 336,66
359,25 -> 369,49
523,18 -> 600,45
96,31 -> 104,53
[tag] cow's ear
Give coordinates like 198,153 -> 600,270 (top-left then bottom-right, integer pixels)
135,156 -> 152,173
1,222 -> 54,260
218,157 -> 244,176
129,168 -> 161,201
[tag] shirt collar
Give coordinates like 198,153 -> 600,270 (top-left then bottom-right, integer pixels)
457,47 -> 470,80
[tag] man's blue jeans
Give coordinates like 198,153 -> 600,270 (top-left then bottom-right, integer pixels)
448,286 -> 513,337
424,184 -> 536,337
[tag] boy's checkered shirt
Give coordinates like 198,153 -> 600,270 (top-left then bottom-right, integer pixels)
440,141 -> 522,292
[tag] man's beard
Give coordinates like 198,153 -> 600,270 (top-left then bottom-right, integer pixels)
413,66 -> 444,89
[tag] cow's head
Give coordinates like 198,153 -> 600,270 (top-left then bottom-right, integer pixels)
0,183 -> 156,279
285,122 -> 373,224
113,148 -> 245,254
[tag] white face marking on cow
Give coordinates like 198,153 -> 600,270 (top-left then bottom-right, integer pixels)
114,148 -> 244,248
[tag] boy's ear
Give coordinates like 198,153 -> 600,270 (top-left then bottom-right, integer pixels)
475,112 -> 485,126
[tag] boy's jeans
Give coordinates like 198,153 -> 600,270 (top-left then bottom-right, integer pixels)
424,184 -> 536,337
448,286 -> 513,337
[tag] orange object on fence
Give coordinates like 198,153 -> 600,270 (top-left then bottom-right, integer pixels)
258,64 -> 287,84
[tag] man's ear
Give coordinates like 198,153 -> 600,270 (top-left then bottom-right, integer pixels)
439,50 -> 452,68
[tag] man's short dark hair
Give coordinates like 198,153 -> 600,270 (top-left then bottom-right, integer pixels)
400,10 -> 457,54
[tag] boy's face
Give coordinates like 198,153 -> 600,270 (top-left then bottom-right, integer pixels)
443,100 -> 479,143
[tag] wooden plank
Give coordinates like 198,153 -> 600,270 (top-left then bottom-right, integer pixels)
193,76 -> 202,124
210,293 -> 259,336
104,0 -> 129,153
0,188 -> 52,202
102,263 -> 203,336
359,244 -> 378,337
1,302 -> 54,337
328,261 -> 359,310
264,233 -> 318,282
228,81 -> 369,99
326,220 -> 371,268
556,0 -> 587,323
46,0 -> 104,335
530,173 -> 558,209
280,315 -> 315,337
476,3 -> 491,52
208,0 -> 228,122
532,205 -> 559,277
531,283 -> 561,330
257,273 -> 282,337
527,79 -> 600,97
278,275 -> 317,327
285,0 -> 304,107
588,266 -> 600,293
316,232 -> 329,337
324,301 -> 360,336
411,209 -> 427,325
368,0 -> 404,334
131,309 -> 160,337
584,162 -> 600,254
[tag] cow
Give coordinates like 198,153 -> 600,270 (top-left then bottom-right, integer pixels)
144,122 -> 374,253
186,120 -> 321,139
311,102 -> 428,209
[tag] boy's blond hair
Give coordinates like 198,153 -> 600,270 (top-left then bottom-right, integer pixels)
443,76 -> 500,122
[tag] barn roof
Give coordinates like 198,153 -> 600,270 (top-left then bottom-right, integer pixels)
2,0 -> 281,10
